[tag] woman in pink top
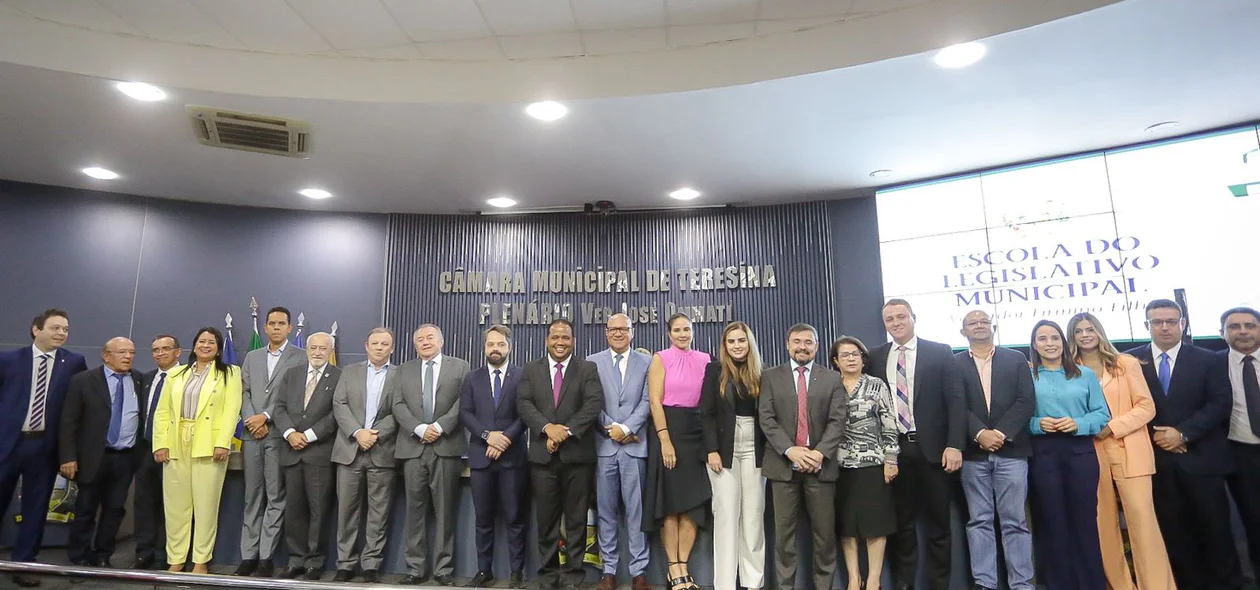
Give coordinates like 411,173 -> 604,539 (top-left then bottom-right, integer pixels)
644,313 -> 712,590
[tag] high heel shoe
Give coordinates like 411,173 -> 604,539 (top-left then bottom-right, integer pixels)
667,562 -> 688,590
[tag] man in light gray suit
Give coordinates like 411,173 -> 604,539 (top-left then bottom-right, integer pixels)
759,323 -> 847,590
272,332 -> 341,582
587,313 -> 652,590
393,324 -> 470,586
331,327 -> 400,584
237,306 -> 306,578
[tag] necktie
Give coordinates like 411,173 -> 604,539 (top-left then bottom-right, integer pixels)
1158,352 -> 1171,395
795,366 -> 809,447
553,363 -> 564,405
493,369 -> 503,407
895,346 -> 913,432
1243,356 -> 1260,438
423,360 -> 436,422
146,372 -> 165,440
614,354 -> 624,384
29,354 -> 51,431
304,368 -> 318,409
107,373 -> 125,447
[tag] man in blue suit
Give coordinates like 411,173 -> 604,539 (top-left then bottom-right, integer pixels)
587,313 -> 651,590
1127,299 -> 1243,590
460,324 -> 529,589
0,308 -> 88,588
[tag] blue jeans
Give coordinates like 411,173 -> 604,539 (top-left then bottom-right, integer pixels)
961,454 -> 1035,590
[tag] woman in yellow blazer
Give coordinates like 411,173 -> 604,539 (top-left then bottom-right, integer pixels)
1068,312 -> 1176,590
152,327 -> 242,573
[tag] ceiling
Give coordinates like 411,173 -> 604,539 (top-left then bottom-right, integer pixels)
0,0 -> 1258,214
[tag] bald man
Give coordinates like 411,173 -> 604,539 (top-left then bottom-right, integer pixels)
59,337 -> 147,568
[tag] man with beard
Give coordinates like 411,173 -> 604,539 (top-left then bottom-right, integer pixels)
1220,306 -> 1260,580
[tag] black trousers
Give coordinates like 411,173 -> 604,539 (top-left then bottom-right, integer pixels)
284,461 -> 335,570
67,449 -> 138,565
1228,441 -> 1260,582
531,459 -> 593,588
471,465 -> 529,574
1152,457 -> 1244,590
133,440 -> 165,563
889,437 -> 954,590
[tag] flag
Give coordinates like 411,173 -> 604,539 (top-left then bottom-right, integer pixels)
294,312 -> 306,349
329,321 -> 340,367
224,313 -> 242,452
249,299 -> 264,353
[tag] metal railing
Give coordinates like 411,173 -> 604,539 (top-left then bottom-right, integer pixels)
0,560 -> 387,589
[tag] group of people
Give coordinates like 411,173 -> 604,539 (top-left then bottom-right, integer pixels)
1,297 -> 1259,590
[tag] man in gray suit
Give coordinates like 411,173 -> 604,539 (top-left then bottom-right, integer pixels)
237,306 -> 306,578
759,323 -> 847,590
393,324 -> 470,586
331,327 -> 400,584
587,313 -> 651,590
272,332 -> 341,581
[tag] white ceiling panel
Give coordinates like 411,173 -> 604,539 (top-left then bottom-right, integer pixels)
476,0 -> 578,36
416,37 -> 505,60
665,0 -> 759,25
570,0 -> 666,30
190,0 -> 331,53
668,22 -> 756,47
98,0 -> 245,48
337,44 -> 425,59
379,0 -> 492,42
758,0 -> 855,20
851,0 -> 934,12
756,16 -> 846,36
7,0 -> 142,35
583,27 -> 669,55
499,32 -> 584,59
286,0 -> 411,50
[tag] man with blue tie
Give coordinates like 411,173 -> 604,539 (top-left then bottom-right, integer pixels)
461,325 -> 529,589
0,308 -> 88,588
587,313 -> 651,590
59,337 -> 146,568
1127,299 -> 1243,590
132,335 -> 181,570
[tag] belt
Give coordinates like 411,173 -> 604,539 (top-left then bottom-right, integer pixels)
20,431 -> 45,440
900,432 -> 918,443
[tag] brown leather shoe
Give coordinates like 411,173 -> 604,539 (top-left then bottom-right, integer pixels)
597,574 -> 617,590
632,575 -> 650,590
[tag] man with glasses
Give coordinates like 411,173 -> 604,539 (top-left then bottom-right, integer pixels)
1127,299 -> 1241,589
132,335 -> 182,570
588,314 -> 652,590
952,311 -> 1036,590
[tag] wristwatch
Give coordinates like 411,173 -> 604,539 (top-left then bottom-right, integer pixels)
481,430 -> 490,441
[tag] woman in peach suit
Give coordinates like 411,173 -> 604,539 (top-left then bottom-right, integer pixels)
1068,313 -> 1176,590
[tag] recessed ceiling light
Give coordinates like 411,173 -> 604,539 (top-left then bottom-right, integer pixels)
81,167 -> 120,180
299,188 -> 332,200
1144,121 -> 1180,134
487,196 -> 517,208
869,169 -> 894,178
933,42 -> 987,69
669,187 -> 701,200
525,101 -> 568,122
115,81 -> 167,101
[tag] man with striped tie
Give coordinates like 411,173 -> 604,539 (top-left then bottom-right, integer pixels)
0,309 -> 88,587
869,299 -> 966,590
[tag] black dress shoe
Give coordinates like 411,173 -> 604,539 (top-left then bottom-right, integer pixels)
130,557 -> 153,570
12,575 -> 42,588
469,571 -> 495,587
399,574 -> 426,585
278,566 -> 306,579
434,573 -> 455,586
973,586 -> 996,590
96,559 -> 113,569
255,559 -> 274,577
334,569 -> 354,582
305,568 -> 324,581
363,569 -> 380,583
234,559 -> 258,576
509,571 -> 526,589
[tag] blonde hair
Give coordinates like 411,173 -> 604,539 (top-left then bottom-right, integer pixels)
1066,312 -> 1125,376
719,321 -> 763,399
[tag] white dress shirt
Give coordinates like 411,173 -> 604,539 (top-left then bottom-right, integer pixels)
1153,340 -> 1182,378
415,354 -> 446,440
885,336 -> 919,430
608,350 -> 632,437
548,355 -> 573,434
283,363 -> 326,443
1227,348 -> 1260,444
22,344 -> 57,432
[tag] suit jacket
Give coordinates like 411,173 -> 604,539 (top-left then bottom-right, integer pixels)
460,365 -> 527,469
1127,342 -> 1233,476
588,348 -> 651,458
870,338 -> 967,459
699,361 -> 766,468
394,355 -> 470,459
0,346 -> 88,463
58,365 -> 146,483
954,347 -> 1036,460
1093,354 -> 1158,477
758,362 -> 847,482
331,361 -> 400,467
139,368 -> 170,447
152,364 -> 243,460
272,362 -> 342,466
241,343 -> 306,438
516,356 -> 604,465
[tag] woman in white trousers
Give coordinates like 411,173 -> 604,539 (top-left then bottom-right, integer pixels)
699,321 -> 767,590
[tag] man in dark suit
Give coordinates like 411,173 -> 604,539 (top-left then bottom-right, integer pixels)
132,334 -> 181,570
58,337 -> 145,569
516,318 -> 604,590
0,308 -> 88,588
460,325 -> 529,589
1220,307 -> 1260,580
868,299 -> 966,590
953,311 -> 1036,590
758,323 -> 847,590
393,324 -> 470,586
1126,299 -> 1242,589
273,332 -> 342,581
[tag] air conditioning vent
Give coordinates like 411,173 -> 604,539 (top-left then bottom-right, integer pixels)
188,106 -> 311,158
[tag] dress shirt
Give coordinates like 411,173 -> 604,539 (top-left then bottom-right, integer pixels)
414,354 -> 445,440
22,344 -> 57,431
487,361 -> 507,392
969,346 -> 1001,439
181,364 -> 211,420
548,355 -> 573,434
1227,348 -> 1260,444
1152,340 -> 1182,379
103,365 -> 140,449
608,349 -> 632,437
355,361 -> 390,437
283,363 -> 326,443
791,360 -> 814,448
145,366 -> 173,440
1029,366 -> 1111,436
266,341 -> 288,380
886,337 -> 919,426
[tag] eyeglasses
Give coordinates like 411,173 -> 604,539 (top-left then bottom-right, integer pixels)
1146,319 -> 1182,328
834,351 -> 863,359
605,327 -> 630,334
